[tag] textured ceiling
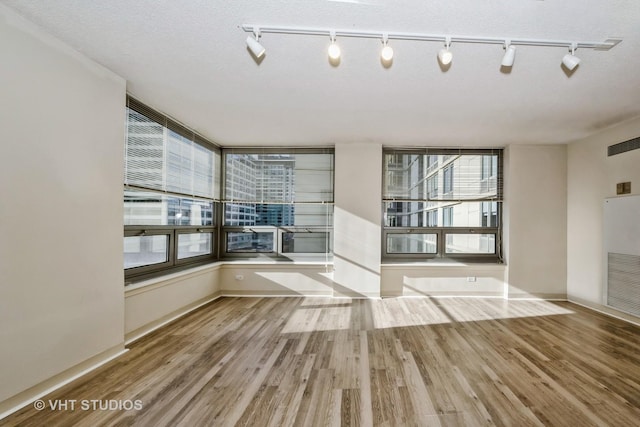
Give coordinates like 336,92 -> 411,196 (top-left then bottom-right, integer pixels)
3,0 -> 640,147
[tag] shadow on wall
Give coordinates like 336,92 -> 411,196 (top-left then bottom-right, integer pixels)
222,265 -> 376,299
401,274 -> 505,297
332,207 -> 381,297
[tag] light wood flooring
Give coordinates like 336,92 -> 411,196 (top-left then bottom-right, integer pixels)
3,297 -> 640,426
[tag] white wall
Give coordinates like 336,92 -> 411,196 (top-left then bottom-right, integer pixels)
567,117 -> 640,306
381,264 -> 506,297
219,263 -> 333,296
333,143 -> 382,297
0,5 -> 126,411
125,265 -> 222,341
503,145 -> 567,298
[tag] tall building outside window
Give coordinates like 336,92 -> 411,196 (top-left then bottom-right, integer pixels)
383,148 -> 503,261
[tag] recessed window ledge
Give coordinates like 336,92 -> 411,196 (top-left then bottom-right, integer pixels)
382,259 -> 506,269
222,257 -> 333,266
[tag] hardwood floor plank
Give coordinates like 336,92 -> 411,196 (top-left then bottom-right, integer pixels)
2,297 -> 640,427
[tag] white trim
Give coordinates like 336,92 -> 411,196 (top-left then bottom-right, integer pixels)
568,297 -> 640,327
0,347 -> 128,421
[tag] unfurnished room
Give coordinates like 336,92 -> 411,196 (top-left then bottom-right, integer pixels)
1,1 -> 640,426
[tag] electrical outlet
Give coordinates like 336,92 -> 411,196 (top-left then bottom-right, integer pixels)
467,276 -> 477,282
235,275 -> 244,281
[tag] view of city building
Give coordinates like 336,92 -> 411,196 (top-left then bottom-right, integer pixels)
223,152 -> 333,254
383,151 -> 500,257
123,107 -> 218,269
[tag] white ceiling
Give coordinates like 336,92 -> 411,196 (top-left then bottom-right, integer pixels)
3,0 -> 640,147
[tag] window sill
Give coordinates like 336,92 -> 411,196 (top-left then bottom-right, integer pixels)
382,259 -> 506,269
221,255 -> 333,265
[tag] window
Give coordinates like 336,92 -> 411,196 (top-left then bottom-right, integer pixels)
427,210 -> 438,227
382,149 -> 502,261
222,149 -> 334,258
124,98 -> 221,282
443,206 -> 453,227
481,155 -> 498,193
443,164 -> 454,196
481,201 -> 498,227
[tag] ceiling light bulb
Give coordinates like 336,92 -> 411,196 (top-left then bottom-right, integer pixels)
328,41 -> 341,60
438,37 -> 453,66
501,44 -> 516,67
438,48 -> 452,65
246,31 -> 265,59
438,48 -> 453,65
381,44 -> 393,61
562,44 -> 580,71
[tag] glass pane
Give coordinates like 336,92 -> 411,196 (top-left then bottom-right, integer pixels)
383,202 -> 500,228
224,203 -> 333,227
178,233 -> 212,259
124,190 -> 214,226
166,131 -> 194,196
384,154 -> 425,199
282,232 -> 330,253
386,233 -> 437,254
124,235 -> 168,269
125,107 -> 219,199
226,232 -> 274,253
124,109 -> 164,191
445,234 -> 496,254
224,152 -> 333,203
383,152 -> 499,200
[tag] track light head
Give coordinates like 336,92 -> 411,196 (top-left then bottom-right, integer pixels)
246,29 -> 265,59
438,37 -> 453,65
501,41 -> 516,67
328,31 -> 341,60
562,43 -> 581,71
381,34 -> 393,61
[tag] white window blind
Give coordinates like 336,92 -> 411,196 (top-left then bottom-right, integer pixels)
383,149 -> 502,202
124,98 -> 220,200
223,150 -> 334,203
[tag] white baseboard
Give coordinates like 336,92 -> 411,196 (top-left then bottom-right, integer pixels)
568,296 -> 640,327
125,293 -> 222,345
0,345 -> 127,421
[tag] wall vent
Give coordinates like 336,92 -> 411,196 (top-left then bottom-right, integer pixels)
608,136 -> 640,156
607,252 -> 640,317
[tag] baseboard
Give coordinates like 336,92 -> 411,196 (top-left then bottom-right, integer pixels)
222,291 -> 378,299
220,290 -> 332,297
399,290 -> 505,298
332,291 -> 381,299
508,292 -> 567,300
125,293 -> 222,345
0,345 -> 127,421
568,296 -> 640,327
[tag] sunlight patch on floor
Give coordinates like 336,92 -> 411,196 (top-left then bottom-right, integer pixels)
281,297 -> 575,333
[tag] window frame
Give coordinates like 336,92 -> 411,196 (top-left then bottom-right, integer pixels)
124,97 -> 221,283
382,148 -> 503,263
220,148 -> 335,260
124,223 -> 218,282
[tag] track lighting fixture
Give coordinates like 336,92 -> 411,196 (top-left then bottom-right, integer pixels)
241,25 -> 621,73
328,31 -> 341,60
562,43 -> 581,71
246,29 -> 265,59
381,34 -> 393,61
501,41 -> 516,67
438,36 -> 453,65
